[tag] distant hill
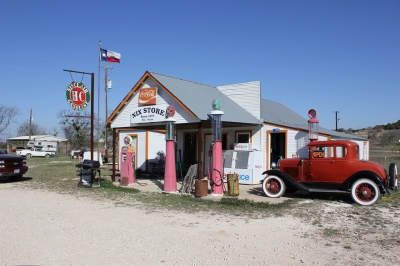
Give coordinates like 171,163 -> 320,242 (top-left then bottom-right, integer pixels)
347,129 -> 400,147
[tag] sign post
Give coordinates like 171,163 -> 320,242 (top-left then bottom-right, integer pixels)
63,69 -> 95,160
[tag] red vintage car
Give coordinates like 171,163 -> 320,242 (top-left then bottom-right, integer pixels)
262,140 -> 397,206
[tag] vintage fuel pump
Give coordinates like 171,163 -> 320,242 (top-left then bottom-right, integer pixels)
210,99 -> 224,196
163,105 -> 177,193
120,136 -> 136,186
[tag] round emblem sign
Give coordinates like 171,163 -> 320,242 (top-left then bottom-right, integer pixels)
308,108 -> 318,119
212,98 -> 221,110
124,135 -> 132,145
66,82 -> 91,111
166,105 -> 175,118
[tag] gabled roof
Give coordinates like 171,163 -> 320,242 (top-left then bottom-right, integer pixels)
107,71 -> 366,141
261,99 -> 367,141
107,71 -> 262,125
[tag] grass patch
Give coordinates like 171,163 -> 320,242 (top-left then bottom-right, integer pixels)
9,152 -> 400,223
323,228 -> 339,237
14,155 -> 301,217
100,179 -> 140,194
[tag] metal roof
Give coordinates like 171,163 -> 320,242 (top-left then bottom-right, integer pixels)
149,72 -> 262,125
7,135 -> 68,142
260,99 -> 367,141
108,71 -> 367,141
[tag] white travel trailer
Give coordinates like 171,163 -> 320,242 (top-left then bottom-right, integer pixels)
27,140 -> 58,152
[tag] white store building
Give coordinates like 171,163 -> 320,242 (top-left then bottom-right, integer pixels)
107,71 -> 368,184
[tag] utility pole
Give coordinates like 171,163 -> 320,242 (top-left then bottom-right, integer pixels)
29,108 -> 33,140
334,111 -> 340,131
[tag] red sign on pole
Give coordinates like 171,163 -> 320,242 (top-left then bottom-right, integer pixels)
66,82 -> 91,111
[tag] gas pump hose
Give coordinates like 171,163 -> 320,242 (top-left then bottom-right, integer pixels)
212,168 -> 227,194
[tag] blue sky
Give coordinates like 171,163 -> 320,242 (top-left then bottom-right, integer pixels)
1,0 -> 399,140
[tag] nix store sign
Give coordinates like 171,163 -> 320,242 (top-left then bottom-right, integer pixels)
130,104 -> 167,123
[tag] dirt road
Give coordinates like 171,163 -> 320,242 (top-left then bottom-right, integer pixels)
1,182 -> 398,265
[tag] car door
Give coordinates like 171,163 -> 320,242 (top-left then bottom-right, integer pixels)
310,145 -> 337,188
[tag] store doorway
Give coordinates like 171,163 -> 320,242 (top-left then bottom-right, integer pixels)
184,133 -> 197,166
270,132 -> 286,167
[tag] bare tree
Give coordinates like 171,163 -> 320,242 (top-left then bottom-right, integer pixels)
0,105 -> 20,134
17,121 -> 48,136
58,109 -> 100,150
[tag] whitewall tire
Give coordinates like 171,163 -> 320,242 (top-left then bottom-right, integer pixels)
351,179 -> 380,206
262,175 -> 286,198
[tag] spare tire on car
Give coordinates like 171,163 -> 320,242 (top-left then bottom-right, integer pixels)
389,163 -> 398,191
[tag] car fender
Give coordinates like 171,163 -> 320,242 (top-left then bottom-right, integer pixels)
262,170 -> 311,192
345,170 -> 390,195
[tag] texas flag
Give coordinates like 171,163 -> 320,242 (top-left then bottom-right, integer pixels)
100,48 -> 121,63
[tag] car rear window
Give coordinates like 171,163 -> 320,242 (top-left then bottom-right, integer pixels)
336,146 -> 347,158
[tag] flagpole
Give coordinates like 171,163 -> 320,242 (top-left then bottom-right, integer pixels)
104,65 -> 109,162
97,41 -> 101,162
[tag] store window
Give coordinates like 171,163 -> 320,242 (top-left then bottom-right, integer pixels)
236,132 -> 250,143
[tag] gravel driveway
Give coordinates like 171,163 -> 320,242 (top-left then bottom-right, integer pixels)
1,182 -> 398,265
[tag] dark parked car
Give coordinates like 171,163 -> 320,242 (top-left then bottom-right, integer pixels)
0,148 -> 28,181
262,140 -> 397,206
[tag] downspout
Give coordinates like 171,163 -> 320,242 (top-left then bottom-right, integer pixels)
112,128 -> 116,182
197,122 -> 202,179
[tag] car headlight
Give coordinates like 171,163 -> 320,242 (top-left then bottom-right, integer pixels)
271,162 -> 277,169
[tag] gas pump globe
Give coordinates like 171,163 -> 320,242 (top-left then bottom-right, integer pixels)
163,105 -> 177,193
308,108 -> 319,142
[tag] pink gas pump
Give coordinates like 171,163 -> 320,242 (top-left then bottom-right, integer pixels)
120,145 -> 136,186
210,99 -> 224,196
163,105 -> 178,193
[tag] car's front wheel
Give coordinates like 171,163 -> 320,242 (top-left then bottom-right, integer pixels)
262,175 -> 286,198
26,153 -> 31,158
45,154 -> 50,158
351,179 -> 381,206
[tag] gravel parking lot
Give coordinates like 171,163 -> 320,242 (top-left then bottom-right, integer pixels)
1,182 -> 399,265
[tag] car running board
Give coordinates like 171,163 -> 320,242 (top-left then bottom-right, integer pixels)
308,189 -> 347,193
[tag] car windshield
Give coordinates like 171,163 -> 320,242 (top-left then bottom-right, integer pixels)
0,148 -> 6,154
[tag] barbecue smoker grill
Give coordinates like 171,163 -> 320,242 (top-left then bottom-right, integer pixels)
76,159 -> 101,187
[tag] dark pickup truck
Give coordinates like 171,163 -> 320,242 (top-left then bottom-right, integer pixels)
0,148 -> 28,181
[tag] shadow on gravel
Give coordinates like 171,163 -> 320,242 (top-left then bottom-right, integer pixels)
247,186 -> 353,204
247,187 -> 265,196
285,191 -> 354,205
0,176 -> 33,184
